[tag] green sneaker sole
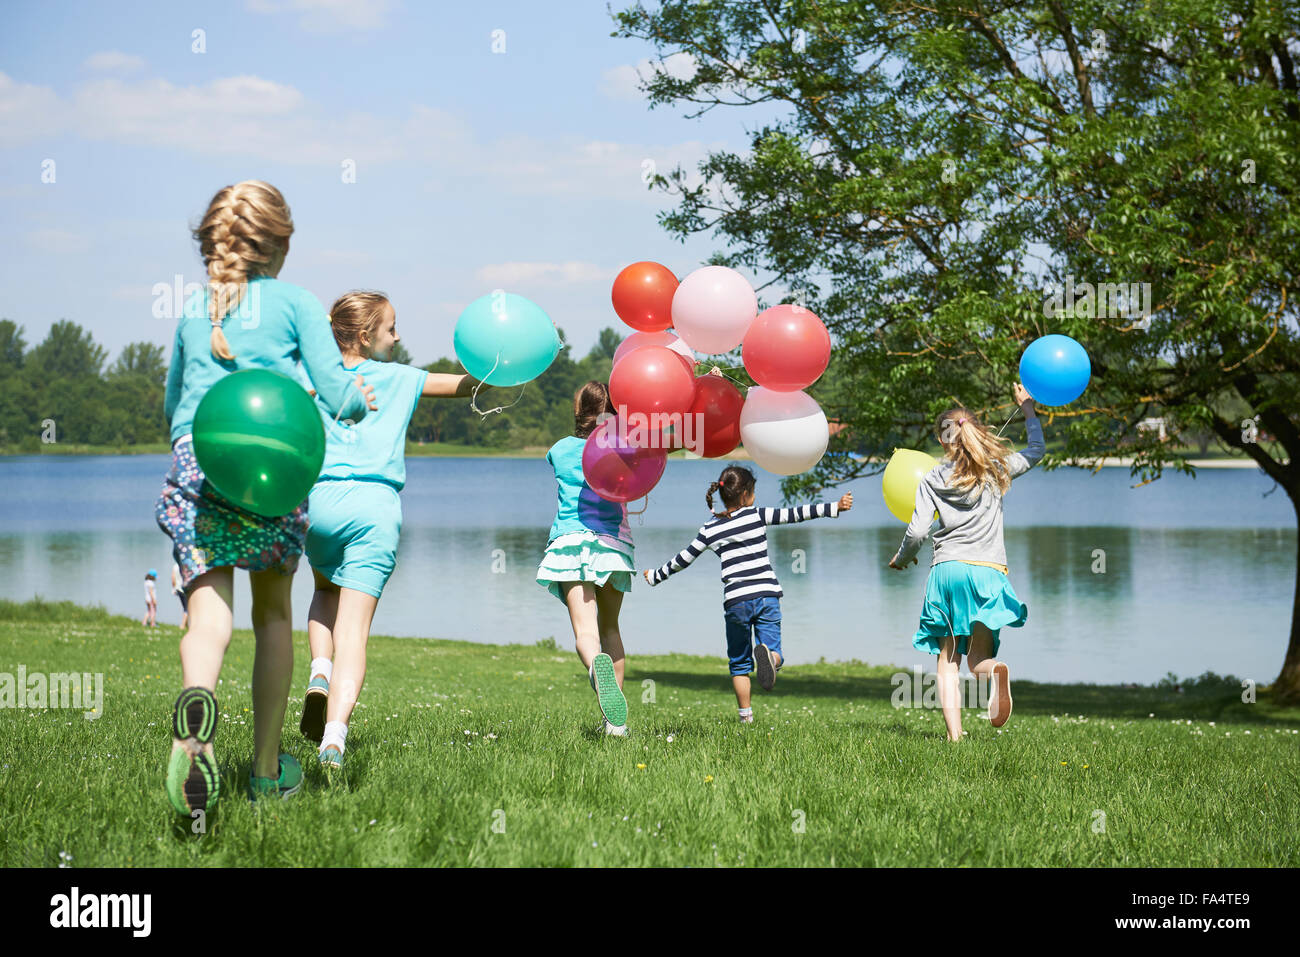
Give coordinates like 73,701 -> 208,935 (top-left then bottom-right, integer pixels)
300,688 -> 327,743
166,741 -> 219,816
173,687 -> 219,743
591,653 -> 627,727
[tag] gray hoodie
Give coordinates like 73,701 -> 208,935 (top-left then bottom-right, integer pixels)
892,415 -> 1045,569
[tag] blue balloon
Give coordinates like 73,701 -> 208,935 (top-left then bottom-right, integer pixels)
1019,334 -> 1090,406
453,293 -> 561,387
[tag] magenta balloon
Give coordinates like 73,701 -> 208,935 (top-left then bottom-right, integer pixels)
581,417 -> 668,503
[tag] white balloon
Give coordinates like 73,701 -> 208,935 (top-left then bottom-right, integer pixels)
671,265 -> 757,355
739,387 -> 829,476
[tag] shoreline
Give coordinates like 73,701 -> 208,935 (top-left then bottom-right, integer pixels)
0,445 -> 1275,468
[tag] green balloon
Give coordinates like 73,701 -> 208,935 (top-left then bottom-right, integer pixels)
192,369 -> 325,518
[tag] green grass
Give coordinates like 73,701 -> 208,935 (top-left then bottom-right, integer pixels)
1,601 -> 1297,867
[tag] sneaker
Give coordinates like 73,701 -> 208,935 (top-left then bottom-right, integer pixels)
165,687 -> 220,816
989,662 -> 1012,728
739,712 -> 755,724
590,653 -> 627,728
300,674 -> 329,743
603,721 -> 629,737
754,644 -> 777,692
248,754 -> 304,802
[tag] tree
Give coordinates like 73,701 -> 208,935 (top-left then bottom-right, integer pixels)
109,342 -> 167,384
614,0 -> 1300,700
28,321 -> 107,380
591,327 -> 623,361
0,320 -> 25,370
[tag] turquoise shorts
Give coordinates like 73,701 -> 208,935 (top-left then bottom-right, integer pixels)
912,560 -> 1027,657
306,480 -> 402,599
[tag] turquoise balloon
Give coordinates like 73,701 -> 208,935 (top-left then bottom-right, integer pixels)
191,369 -> 325,518
453,293 -> 561,387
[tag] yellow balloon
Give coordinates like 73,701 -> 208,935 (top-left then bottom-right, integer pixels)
882,448 -> 940,522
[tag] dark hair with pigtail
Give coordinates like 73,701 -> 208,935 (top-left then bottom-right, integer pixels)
706,465 -> 756,514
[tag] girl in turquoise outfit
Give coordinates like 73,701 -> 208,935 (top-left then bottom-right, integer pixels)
536,381 -> 634,736
299,291 -> 480,774
889,383 -> 1045,741
157,181 -> 376,815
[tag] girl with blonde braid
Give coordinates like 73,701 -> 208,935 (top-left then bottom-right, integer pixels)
156,180 -> 376,814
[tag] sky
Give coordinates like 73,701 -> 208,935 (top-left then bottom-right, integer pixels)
0,0 -> 776,365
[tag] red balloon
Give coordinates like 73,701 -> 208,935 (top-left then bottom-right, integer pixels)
678,373 -> 744,458
582,417 -> 668,502
612,262 -> 678,333
608,345 -> 696,423
742,304 -> 831,392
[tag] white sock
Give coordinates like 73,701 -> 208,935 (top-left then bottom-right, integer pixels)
738,707 -> 753,717
310,657 -> 333,683
321,721 -> 347,753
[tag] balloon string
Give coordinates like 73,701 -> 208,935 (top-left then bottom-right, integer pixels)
628,494 -> 650,522
993,408 -> 1019,438
469,351 -> 526,418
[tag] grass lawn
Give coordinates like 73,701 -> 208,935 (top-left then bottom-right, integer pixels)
1,599 -> 1297,867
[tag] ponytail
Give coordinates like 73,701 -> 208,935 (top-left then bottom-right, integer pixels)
936,407 -> 1015,494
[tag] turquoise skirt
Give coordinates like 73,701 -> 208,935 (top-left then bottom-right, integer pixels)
912,560 -> 1027,657
536,530 -> 634,603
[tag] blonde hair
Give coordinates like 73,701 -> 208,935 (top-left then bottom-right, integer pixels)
192,181 -> 294,360
936,407 -> 1015,495
327,291 -> 391,356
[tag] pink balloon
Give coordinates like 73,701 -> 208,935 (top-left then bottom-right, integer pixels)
613,330 -> 696,376
742,304 -> 831,391
671,265 -> 757,355
582,417 -> 668,503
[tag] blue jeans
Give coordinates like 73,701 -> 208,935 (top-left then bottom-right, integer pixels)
723,596 -> 783,676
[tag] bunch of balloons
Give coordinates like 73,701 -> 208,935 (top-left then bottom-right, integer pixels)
585,261 -> 838,500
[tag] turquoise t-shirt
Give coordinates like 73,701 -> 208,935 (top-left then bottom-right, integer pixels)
317,359 -> 428,490
546,435 -> 631,545
164,276 -> 367,442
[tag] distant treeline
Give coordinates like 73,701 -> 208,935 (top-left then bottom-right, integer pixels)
0,319 -> 627,451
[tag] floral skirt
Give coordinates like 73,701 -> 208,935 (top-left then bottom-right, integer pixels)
155,436 -> 308,593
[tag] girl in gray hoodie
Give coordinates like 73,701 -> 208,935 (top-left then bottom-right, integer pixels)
889,383 -> 1045,741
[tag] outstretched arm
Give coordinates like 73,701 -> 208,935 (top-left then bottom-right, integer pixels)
643,528 -> 710,585
1007,382 -> 1045,478
758,493 -> 851,524
422,372 -> 481,398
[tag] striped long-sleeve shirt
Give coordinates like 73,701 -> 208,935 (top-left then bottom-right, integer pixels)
647,502 -> 840,607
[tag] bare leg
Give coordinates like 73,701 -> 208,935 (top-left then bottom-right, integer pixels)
965,622 -> 997,677
562,582 -> 601,672
306,569 -> 339,664
967,623 -> 1011,726
937,634 -> 963,741
249,569 -> 295,780
325,587 -> 379,727
732,674 -> 752,711
593,583 -> 626,689
179,568 -> 235,690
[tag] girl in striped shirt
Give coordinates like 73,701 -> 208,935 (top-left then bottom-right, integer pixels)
643,466 -> 852,722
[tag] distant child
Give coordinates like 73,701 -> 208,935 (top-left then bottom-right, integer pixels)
142,570 -> 158,627
299,291 -> 480,774
888,383 -> 1044,741
156,180 -> 376,816
170,563 -> 188,630
643,466 -> 852,722
535,382 -> 634,736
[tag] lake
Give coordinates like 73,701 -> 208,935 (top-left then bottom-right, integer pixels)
0,453 -> 1294,685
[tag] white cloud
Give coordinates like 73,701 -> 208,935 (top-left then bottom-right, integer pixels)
600,53 -> 698,101
82,51 -> 146,73
245,0 -> 396,33
474,262 -> 609,285
0,68 -> 719,201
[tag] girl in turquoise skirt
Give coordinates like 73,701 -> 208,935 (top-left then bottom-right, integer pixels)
889,383 -> 1045,741
536,381 -> 634,736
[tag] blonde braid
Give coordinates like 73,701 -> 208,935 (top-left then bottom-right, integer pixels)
192,181 -> 295,360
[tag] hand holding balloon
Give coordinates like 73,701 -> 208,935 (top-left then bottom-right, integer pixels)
1014,381 -> 1034,413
